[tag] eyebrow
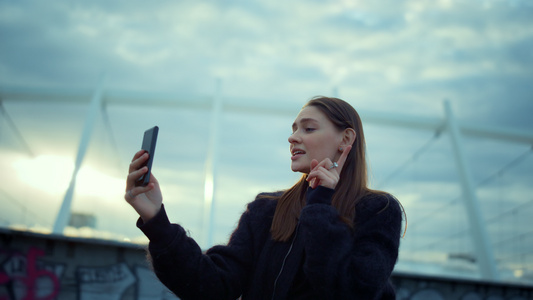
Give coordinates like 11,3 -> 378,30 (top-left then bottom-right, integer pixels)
292,117 -> 319,130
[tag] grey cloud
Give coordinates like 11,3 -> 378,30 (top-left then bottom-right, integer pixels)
1,0 -> 532,284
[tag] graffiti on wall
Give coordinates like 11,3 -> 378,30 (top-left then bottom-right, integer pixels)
76,263 -> 175,300
1,245 -> 531,300
77,263 -> 136,300
0,247 -> 64,300
0,246 -> 176,300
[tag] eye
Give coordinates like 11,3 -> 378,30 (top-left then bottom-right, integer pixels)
305,128 -> 316,133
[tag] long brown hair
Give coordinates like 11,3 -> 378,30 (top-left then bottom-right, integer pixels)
271,96 -> 381,242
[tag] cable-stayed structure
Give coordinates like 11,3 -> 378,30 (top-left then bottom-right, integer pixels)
0,85 -> 532,285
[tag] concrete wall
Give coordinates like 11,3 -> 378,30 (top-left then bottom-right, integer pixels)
0,229 -> 176,300
391,273 -> 532,300
1,229 -> 531,300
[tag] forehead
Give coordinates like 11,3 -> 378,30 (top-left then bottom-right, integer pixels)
293,106 -> 329,124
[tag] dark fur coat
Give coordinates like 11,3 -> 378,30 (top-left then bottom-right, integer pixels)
137,186 -> 402,299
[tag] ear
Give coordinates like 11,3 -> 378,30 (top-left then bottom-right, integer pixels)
340,128 -> 356,150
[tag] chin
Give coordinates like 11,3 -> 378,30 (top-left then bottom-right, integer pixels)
290,164 -> 301,173
291,165 -> 309,174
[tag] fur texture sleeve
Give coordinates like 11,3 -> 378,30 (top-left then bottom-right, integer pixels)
299,186 -> 402,299
138,198 -> 271,300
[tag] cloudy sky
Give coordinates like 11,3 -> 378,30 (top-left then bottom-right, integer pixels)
1,0 -> 532,284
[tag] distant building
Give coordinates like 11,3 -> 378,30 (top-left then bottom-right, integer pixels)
68,212 -> 96,229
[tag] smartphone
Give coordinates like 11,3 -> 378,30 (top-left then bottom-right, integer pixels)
135,126 -> 159,187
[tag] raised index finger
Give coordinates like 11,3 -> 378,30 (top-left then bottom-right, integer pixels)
335,145 -> 352,173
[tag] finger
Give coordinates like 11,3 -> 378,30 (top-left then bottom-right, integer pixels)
308,167 -> 338,189
307,170 -> 320,189
314,166 -> 338,179
322,159 -> 338,173
307,158 -> 334,186
309,177 -> 317,188
131,150 -> 147,165
133,149 -> 146,159
335,145 -> 352,172
129,152 -> 149,173
124,183 -> 154,202
308,165 -> 336,181
307,159 -> 320,184
310,159 -> 319,172
124,189 -> 135,202
313,158 -> 334,172
126,166 -> 148,189
311,178 -> 318,189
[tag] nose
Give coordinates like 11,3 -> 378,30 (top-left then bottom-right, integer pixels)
288,132 -> 301,144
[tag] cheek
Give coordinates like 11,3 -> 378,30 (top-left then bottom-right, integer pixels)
316,135 -> 339,151
308,143 -> 337,161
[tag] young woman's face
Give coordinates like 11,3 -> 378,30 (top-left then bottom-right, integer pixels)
289,106 -> 344,174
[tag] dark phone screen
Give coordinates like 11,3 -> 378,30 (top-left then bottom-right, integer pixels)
135,126 -> 158,187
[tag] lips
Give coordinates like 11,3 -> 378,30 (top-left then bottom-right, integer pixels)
291,148 -> 306,160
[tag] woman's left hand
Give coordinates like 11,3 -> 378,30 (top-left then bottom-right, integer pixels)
307,145 -> 352,190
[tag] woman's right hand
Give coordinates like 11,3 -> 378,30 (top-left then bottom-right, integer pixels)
124,150 -> 163,223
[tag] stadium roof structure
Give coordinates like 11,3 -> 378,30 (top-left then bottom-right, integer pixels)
1,84 -> 532,285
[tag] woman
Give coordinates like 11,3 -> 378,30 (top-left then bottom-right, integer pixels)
125,96 -> 403,299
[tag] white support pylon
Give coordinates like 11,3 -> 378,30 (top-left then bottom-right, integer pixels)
444,100 -> 498,280
52,77 -> 105,234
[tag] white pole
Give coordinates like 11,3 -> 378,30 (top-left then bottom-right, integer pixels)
52,77 -> 105,234
203,79 -> 222,248
443,100 -> 498,280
